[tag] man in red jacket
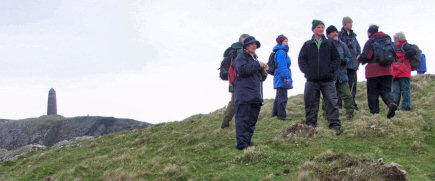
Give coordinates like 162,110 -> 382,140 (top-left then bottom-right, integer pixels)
358,25 -> 397,118
392,32 -> 416,111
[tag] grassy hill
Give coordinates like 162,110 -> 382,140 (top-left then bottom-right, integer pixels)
1,75 -> 434,181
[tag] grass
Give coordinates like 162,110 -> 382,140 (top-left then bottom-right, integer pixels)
0,75 -> 434,181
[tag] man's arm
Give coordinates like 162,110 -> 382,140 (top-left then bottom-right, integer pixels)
235,54 -> 261,77
298,42 -> 308,74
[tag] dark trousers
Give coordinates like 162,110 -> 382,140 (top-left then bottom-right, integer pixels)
347,69 -> 358,107
272,88 -> 288,118
235,103 -> 261,150
221,93 -> 235,127
304,81 -> 341,129
367,76 -> 395,114
392,77 -> 411,110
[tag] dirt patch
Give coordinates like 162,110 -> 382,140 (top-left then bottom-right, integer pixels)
282,123 -> 316,138
298,151 -> 407,181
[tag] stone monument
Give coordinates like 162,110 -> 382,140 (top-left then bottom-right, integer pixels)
47,88 -> 57,115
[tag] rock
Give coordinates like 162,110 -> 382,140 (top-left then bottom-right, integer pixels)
0,144 -> 46,162
0,116 -> 151,150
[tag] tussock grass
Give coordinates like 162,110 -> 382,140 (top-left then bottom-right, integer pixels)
1,75 -> 434,180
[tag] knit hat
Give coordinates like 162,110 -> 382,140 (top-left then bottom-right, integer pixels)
342,16 -> 353,26
243,36 -> 261,49
312,19 -> 324,30
276,35 -> 288,45
326,25 -> 338,36
368,25 -> 379,35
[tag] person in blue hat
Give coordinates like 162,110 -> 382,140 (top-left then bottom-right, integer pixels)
234,36 -> 267,150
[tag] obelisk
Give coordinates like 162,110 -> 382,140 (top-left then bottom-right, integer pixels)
47,88 -> 57,115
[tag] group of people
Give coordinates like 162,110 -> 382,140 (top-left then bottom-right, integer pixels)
220,16 -> 426,150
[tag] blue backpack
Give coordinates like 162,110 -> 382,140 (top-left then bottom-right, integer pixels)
372,35 -> 396,66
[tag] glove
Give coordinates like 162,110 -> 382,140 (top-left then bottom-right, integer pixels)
341,59 -> 347,66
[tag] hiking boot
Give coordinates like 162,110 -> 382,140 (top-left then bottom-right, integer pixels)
346,114 -> 353,120
354,104 -> 359,111
278,117 -> 292,121
387,103 -> 398,119
220,120 -> 230,129
334,128 -> 341,136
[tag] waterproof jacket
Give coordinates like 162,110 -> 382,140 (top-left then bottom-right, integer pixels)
298,35 -> 340,82
358,32 -> 394,78
418,54 -> 427,73
273,44 -> 293,89
339,28 -> 361,70
234,50 -> 267,105
393,40 -> 412,80
332,39 -> 352,83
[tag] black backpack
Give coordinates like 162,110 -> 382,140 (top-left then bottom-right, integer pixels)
219,47 -> 237,80
372,35 -> 396,66
267,49 -> 287,75
399,43 -> 422,71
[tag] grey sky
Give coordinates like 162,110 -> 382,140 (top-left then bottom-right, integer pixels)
0,0 -> 433,123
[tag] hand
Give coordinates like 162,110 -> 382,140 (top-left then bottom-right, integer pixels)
259,62 -> 266,68
341,59 -> 347,66
357,55 -> 360,60
285,79 -> 290,84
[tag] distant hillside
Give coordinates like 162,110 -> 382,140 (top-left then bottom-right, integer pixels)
0,75 -> 434,181
0,115 -> 151,150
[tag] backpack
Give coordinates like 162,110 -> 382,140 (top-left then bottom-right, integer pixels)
218,47 -> 237,80
372,35 -> 396,66
267,49 -> 287,75
228,60 -> 237,87
399,43 -> 422,71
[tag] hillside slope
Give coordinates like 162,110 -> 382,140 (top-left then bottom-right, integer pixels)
1,75 -> 434,181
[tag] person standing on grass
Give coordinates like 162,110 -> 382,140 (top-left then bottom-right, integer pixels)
339,16 -> 361,111
322,25 -> 354,120
271,34 -> 293,121
221,34 -> 250,129
392,32 -> 417,111
234,36 -> 267,150
298,20 -> 342,136
358,25 -> 397,118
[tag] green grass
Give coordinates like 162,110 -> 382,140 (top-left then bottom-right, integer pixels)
1,75 -> 434,181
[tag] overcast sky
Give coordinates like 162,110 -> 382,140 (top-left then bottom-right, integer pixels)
0,0 -> 433,124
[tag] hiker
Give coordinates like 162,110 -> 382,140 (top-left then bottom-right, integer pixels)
358,25 -> 397,118
298,20 -> 342,136
417,53 -> 426,74
392,32 -> 417,111
339,16 -> 361,111
220,34 -> 250,129
234,36 -> 267,150
271,35 -> 293,121
323,25 -> 354,120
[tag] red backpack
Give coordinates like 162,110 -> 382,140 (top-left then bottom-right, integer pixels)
228,59 -> 237,86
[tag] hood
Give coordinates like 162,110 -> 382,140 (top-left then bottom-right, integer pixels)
273,44 -> 289,52
370,32 -> 384,38
397,40 -> 407,48
341,27 -> 356,37
231,42 -> 243,50
311,34 -> 327,42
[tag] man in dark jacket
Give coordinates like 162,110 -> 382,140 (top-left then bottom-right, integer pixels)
221,34 -> 250,129
339,16 -> 361,111
234,36 -> 267,150
298,20 -> 341,135
358,25 -> 397,118
323,25 -> 354,120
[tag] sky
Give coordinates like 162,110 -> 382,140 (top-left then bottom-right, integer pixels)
0,0 -> 433,124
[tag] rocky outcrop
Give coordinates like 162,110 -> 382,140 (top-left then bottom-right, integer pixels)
0,115 -> 151,150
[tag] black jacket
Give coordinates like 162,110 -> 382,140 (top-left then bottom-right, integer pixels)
298,35 -> 340,82
234,51 -> 267,105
